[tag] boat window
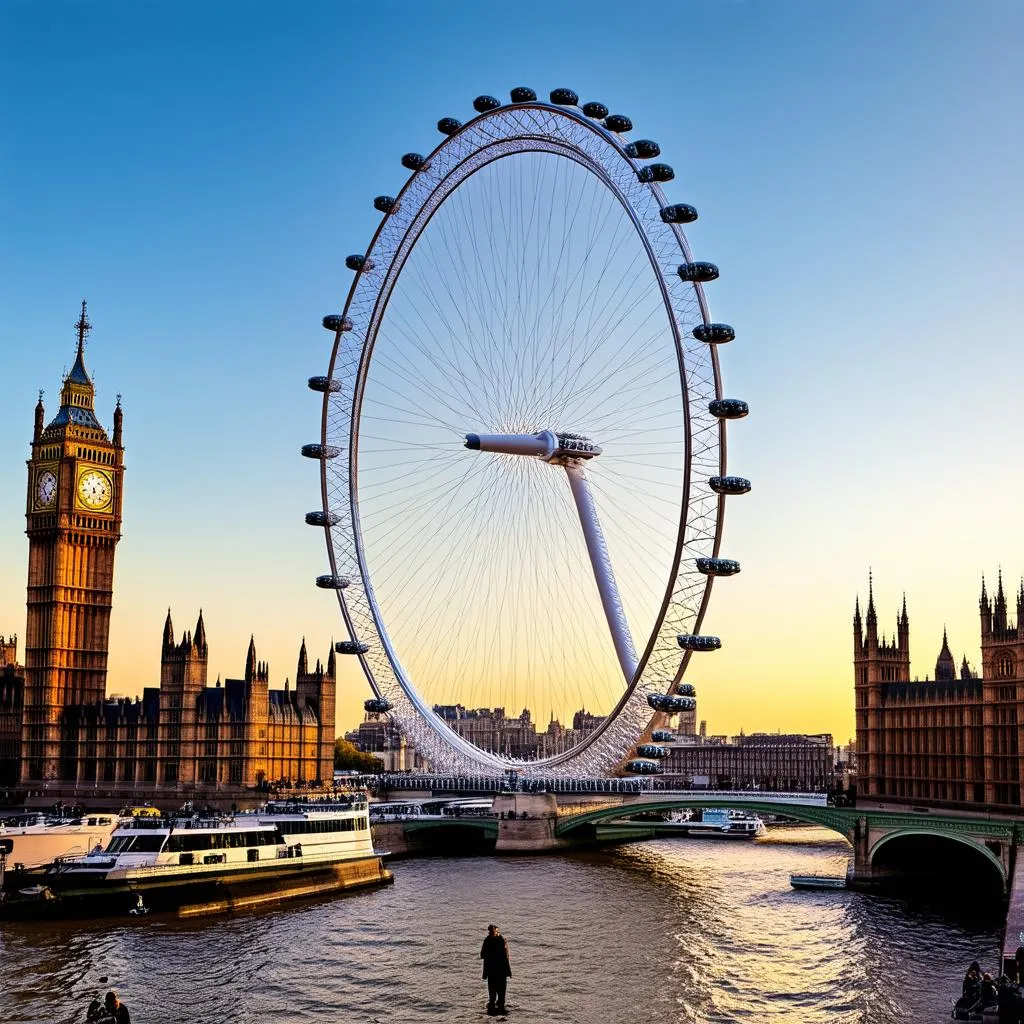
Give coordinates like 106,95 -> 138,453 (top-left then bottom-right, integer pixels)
128,834 -> 166,853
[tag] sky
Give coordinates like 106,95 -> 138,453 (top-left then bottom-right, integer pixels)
1,0 -> 1022,744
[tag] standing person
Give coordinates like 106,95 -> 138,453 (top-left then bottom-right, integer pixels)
103,991 -> 130,1024
480,924 -> 512,1014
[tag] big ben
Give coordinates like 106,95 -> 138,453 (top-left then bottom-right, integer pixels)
22,302 -> 124,781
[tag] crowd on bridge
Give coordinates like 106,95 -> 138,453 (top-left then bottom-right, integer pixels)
955,953 -> 1024,1021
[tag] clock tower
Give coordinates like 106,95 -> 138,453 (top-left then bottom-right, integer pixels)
22,302 -> 125,781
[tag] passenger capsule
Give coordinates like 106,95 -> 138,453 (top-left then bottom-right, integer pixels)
305,511 -> 340,527
364,697 -> 393,714
636,744 -> 668,759
322,314 -> 353,332
604,113 -> 633,133
300,444 -> 342,460
549,88 -> 578,105
695,557 -> 741,577
374,196 -> 397,213
676,683 -> 696,697
402,152 -> 428,171
709,475 -> 751,495
335,640 -> 369,655
660,204 -> 698,224
624,139 -> 660,159
678,262 -> 719,283
307,376 -> 342,393
437,117 -> 462,136
692,323 -> 735,344
624,758 -> 663,775
637,163 -> 674,183
677,634 -> 722,652
582,101 -> 609,119
510,86 -> 536,103
651,729 -> 674,742
473,95 -> 502,113
345,254 -> 373,272
708,398 -> 749,419
315,574 -> 350,590
647,693 -> 697,713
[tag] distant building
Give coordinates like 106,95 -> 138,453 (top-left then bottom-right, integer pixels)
345,717 -> 424,773
660,731 -> 835,791
8,307 -> 335,796
0,636 -> 23,786
854,573 -> 1023,809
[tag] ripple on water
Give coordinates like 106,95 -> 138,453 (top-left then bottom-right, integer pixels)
0,831 -> 1001,1023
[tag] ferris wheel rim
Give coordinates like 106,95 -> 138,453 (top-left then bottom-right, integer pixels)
319,99 -> 728,776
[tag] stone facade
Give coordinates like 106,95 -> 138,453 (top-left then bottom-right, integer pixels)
854,573 -> 1024,809
660,732 -> 835,791
9,307 -> 335,795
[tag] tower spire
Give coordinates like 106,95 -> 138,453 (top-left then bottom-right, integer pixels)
995,567 -> 1008,632
162,608 -> 174,650
75,300 -> 91,357
194,609 -> 207,655
245,635 -> 257,682
866,570 -> 877,625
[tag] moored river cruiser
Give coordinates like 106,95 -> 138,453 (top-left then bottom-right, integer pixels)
1,796 -> 392,919
0,812 -> 121,870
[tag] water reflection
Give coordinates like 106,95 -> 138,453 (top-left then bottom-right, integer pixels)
1,829 -> 1000,1023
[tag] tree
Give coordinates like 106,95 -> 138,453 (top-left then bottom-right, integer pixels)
334,737 -> 384,774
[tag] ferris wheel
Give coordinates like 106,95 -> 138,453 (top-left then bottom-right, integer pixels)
303,87 -> 749,778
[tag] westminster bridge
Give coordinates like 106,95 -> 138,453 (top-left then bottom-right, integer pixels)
373,778 -> 1024,909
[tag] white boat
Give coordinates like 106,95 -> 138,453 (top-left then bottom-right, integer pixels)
0,812 -> 120,870
665,808 -> 765,838
3,795 -> 392,919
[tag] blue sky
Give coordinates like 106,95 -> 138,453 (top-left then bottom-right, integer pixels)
1,1 -> 1022,739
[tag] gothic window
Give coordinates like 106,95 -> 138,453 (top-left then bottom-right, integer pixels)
994,651 -> 1017,680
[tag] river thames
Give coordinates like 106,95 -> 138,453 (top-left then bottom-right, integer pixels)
1,827 -> 1000,1023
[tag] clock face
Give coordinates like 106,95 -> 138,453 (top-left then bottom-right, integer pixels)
36,470 -> 57,507
77,469 -> 113,510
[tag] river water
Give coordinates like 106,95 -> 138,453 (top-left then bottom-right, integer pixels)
0,827 -> 1001,1023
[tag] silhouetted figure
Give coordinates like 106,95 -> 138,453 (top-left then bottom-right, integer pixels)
480,924 -> 511,1014
982,973 -> 1000,1008
104,991 -> 130,1024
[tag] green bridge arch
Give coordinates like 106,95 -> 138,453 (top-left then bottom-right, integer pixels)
555,798 -> 860,838
869,827 -> 1008,884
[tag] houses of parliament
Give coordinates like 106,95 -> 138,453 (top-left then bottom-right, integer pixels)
855,573 -> 1024,810
0,306 -> 336,796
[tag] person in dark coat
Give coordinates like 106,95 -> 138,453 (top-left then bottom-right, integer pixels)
103,991 -> 130,1024
480,924 -> 511,1014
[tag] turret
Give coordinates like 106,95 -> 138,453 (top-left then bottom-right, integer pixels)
245,635 -> 257,683
194,609 -> 207,656
981,577 -> 992,637
995,570 -> 1008,634
162,609 -> 174,651
853,595 -> 863,651
113,395 -> 123,448
297,637 -> 308,677
865,572 -> 878,651
935,628 -> 955,681
898,593 -> 909,652
33,392 -> 44,442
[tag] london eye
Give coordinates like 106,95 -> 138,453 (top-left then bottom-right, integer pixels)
304,87 -> 748,777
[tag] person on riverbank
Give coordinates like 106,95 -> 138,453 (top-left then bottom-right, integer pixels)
480,924 -> 511,1014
